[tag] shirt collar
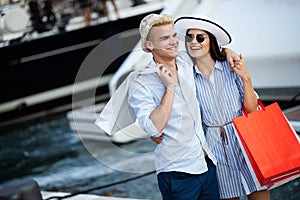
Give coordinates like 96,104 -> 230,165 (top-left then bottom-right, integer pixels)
148,56 -> 187,74
193,60 -> 223,75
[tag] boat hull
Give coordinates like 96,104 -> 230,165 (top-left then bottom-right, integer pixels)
0,8 -> 163,126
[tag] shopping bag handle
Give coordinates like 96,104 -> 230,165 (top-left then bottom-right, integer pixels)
242,99 -> 265,117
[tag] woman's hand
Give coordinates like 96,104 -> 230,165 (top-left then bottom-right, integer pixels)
151,133 -> 164,144
232,54 -> 251,81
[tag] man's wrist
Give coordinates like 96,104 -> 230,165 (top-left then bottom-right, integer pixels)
166,86 -> 175,94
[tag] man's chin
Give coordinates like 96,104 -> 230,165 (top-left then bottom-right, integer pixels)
166,49 -> 178,57
171,51 -> 179,58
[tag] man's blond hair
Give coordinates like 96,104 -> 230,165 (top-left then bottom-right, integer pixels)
151,14 -> 174,27
139,14 -> 174,52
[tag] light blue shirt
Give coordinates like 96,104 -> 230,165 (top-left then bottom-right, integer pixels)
128,51 -> 216,174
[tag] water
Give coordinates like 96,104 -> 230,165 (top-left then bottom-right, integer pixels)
0,111 -> 299,200
0,112 -> 161,199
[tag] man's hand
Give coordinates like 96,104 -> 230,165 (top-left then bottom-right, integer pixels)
156,64 -> 178,91
223,48 -> 239,69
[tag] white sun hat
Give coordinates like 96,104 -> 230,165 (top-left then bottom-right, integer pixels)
174,15 -> 232,46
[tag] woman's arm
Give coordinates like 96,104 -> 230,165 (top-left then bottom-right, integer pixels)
233,54 -> 258,112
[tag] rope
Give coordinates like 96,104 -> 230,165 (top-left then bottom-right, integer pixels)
44,170 -> 156,200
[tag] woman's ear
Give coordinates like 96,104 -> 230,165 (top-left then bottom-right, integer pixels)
145,41 -> 153,52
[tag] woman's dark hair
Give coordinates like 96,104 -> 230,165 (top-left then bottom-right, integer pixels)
185,29 -> 226,65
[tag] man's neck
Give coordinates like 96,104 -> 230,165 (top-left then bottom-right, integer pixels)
153,56 -> 177,70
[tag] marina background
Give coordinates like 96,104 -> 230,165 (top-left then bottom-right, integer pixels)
1,0 -> 300,199
0,111 -> 299,199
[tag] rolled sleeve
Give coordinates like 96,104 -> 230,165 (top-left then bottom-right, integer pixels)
128,76 -> 161,137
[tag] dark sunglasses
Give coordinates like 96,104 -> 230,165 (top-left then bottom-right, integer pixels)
185,34 -> 207,43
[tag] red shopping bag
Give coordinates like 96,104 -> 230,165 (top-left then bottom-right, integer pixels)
233,100 -> 300,187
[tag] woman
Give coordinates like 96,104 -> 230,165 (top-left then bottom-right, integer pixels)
173,16 -> 270,200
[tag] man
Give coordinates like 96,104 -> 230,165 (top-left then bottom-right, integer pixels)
127,13 -> 220,200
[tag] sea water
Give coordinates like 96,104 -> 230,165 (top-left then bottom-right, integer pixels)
0,112 -> 299,200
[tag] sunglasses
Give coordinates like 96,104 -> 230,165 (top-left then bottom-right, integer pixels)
185,34 -> 207,43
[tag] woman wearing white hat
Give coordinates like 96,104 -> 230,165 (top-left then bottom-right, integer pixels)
174,16 -> 270,200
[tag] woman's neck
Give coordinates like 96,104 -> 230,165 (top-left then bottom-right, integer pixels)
195,57 -> 216,79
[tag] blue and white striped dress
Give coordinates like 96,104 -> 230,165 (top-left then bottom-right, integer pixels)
193,60 -> 266,198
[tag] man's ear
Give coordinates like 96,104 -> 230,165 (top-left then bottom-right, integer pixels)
145,41 -> 153,52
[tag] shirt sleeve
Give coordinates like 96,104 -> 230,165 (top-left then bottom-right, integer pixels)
128,76 -> 162,137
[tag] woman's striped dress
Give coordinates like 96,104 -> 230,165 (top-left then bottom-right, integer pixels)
193,60 -> 266,198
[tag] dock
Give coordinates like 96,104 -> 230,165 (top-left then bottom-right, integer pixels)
42,191 -> 147,200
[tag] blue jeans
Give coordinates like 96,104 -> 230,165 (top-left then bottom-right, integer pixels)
157,157 -> 219,200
